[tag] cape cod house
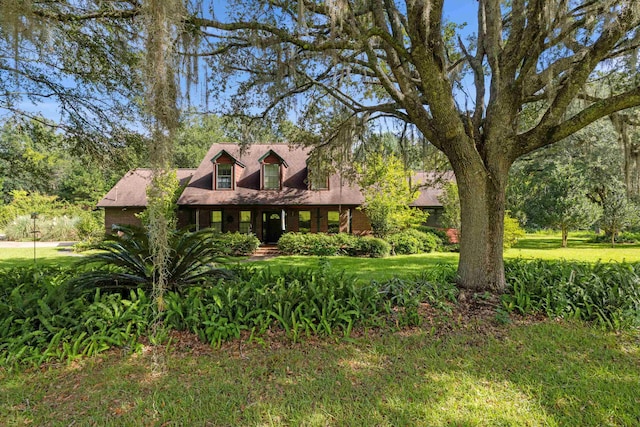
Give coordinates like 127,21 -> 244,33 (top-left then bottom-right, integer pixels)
98,143 -> 447,243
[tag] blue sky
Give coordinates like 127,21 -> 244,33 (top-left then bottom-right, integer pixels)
14,1 -> 482,126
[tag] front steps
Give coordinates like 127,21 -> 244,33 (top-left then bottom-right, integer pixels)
251,244 -> 281,258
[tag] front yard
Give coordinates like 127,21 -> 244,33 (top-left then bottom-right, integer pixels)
2,320 -> 638,426
1,231 -> 639,425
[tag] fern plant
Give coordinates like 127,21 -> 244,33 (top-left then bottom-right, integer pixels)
70,225 -> 232,292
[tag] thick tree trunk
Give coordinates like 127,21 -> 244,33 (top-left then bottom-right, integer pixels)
453,161 -> 509,293
561,227 -> 568,248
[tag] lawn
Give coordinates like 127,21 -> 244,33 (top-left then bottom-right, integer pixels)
1,320 -> 638,426
2,232 -> 639,425
0,246 -> 79,269
249,232 -> 640,281
506,232 -> 640,263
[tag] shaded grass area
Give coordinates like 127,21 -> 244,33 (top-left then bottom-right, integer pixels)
2,321 -> 638,426
0,247 -> 78,269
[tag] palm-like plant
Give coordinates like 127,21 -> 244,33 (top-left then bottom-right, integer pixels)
71,225 -> 232,292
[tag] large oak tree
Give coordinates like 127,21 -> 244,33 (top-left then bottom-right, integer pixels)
195,0 -> 640,291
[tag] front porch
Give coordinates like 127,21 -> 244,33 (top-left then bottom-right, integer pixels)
178,205 -> 369,243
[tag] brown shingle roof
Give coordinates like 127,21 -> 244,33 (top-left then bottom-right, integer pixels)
97,169 -> 196,207
177,143 -> 367,206
99,144 -> 450,209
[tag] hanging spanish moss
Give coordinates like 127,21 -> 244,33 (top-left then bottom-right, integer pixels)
139,0 -> 189,372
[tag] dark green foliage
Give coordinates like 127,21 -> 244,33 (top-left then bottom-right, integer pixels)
417,226 -> 451,244
163,263 -> 382,343
212,232 -> 260,256
590,231 -> 640,244
278,232 -> 342,255
502,259 -> 640,329
70,225 -> 232,292
386,229 -> 441,254
1,262 -> 460,366
277,232 -> 390,257
353,236 -> 391,258
375,269 -> 458,326
0,266 -> 148,368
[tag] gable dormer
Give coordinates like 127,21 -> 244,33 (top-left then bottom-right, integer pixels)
306,166 -> 329,190
211,149 -> 245,190
259,149 -> 288,190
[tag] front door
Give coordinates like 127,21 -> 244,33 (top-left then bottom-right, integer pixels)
263,211 -> 283,243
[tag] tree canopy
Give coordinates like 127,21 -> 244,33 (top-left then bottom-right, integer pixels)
3,1 -> 640,292
195,0 -> 640,291
0,0 -> 143,150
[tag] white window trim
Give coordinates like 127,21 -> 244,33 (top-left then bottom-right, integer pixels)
215,163 -> 234,190
262,163 -> 281,190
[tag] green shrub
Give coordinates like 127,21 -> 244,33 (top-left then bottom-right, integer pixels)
212,232 -> 260,256
355,236 -> 391,258
504,212 -> 526,248
163,263 -> 382,343
76,211 -> 104,240
278,232 -> 389,257
501,259 -> 640,329
386,229 -> 441,254
417,226 -> 453,246
0,265 -> 148,368
70,225 -> 232,292
375,270 -> 458,325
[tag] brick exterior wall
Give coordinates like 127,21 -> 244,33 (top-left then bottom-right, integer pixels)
350,208 -> 372,235
104,208 -> 144,232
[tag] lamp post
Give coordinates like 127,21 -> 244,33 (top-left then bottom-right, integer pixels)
31,212 -> 38,263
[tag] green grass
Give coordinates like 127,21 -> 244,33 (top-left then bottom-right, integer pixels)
507,233 -> 640,263
1,320 -> 638,426
248,232 -> 640,281
251,252 -> 459,281
2,232 -> 638,276
0,247 -> 79,269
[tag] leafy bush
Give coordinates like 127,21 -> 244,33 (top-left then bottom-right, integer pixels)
278,232 -> 340,256
417,226 -> 451,244
75,210 -> 104,240
278,232 -> 389,257
375,270 -> 458,325
0,190 -> 83,228
386,229 -> 441,254
354,236 -> 391,258
211,232 -> 260,256
0,265 -> 148,367
4,214 -> 81,241
503,212 -> 526,248
163,263 -> 382,343
501,259 -> 640,329
70,225 -> 232,292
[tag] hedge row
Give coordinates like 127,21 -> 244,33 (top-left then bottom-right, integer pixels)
278,229 -> 445,256
278,233 -> 391,257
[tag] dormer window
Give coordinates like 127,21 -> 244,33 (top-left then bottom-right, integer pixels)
259,149 -> 287,190
211,149 -> 245,191
263,163 -> 280,190
216,164 -> 233,189
309,170 -> 329,190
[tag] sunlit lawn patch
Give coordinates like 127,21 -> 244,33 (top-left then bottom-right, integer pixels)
1,321 -> 638,426
0,247 -> 78,269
